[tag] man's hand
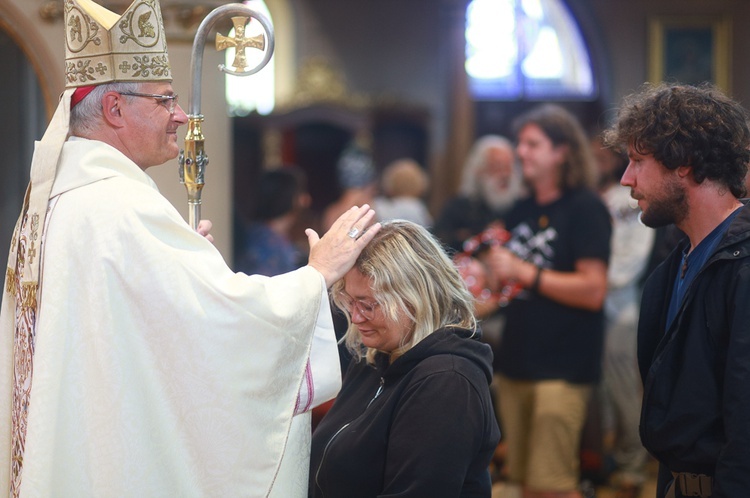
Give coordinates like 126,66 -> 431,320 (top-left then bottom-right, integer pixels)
485,246 -> 608,310
197,219 -> 214,244
306,205 -> 381,288
484,246 -> 536,288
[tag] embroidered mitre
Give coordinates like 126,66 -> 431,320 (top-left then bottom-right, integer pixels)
65,0 -> 171,87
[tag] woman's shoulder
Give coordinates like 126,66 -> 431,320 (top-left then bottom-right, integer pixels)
407,346 -> 491,389
415,352 -> 487,377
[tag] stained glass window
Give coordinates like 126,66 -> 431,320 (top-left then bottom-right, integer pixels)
465,0 -> 596,100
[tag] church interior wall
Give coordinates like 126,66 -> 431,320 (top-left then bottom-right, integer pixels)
293,0 -> 750,141
292,0 -> 447,144
5,0 -> 750,262
585,0 -> 750,107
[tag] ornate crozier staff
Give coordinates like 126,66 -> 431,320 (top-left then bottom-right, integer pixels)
179,4 -> 275,230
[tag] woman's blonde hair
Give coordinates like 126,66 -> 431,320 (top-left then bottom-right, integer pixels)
330,220 -> 477,364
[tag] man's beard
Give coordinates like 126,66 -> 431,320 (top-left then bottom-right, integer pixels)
638,176 -> 688,228
482,172 -> 524,212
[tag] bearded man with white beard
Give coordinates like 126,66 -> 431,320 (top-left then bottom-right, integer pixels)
434,135 -> 524,254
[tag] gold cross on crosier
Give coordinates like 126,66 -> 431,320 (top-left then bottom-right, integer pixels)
215,17 -> 266,72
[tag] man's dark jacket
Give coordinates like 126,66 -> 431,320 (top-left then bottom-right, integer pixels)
638,203 -> 750,497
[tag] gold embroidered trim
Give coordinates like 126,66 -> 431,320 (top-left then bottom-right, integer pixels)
27,213 -> 40,265
5,268 -> 16,294
21,283 -> 37,310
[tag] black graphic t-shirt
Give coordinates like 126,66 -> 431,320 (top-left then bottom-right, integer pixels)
495,188 -> 611,383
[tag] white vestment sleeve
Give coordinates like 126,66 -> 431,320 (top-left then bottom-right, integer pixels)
294,291 -> 342,414
271,286 -> 342,498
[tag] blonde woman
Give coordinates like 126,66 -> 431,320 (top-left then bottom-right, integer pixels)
310,220 -> 500,497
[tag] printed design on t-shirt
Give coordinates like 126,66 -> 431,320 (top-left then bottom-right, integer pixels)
505,223 -> 558,268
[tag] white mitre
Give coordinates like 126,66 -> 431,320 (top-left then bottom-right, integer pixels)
65,0 -> 171,87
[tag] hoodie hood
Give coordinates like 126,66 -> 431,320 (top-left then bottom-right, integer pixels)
375,327 -> 494,385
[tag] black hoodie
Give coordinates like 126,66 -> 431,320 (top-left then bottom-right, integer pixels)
309,327 -> 500,498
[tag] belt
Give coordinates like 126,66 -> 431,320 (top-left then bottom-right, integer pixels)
666,472 -> 713,498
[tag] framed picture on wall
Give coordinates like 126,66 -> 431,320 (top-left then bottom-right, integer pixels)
648,16 -> 731,92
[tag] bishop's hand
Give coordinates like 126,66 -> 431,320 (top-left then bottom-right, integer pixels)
197,219 -> 214,243
306,205 -> 380,288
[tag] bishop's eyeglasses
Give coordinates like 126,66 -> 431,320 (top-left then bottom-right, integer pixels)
119,91 -> 179,114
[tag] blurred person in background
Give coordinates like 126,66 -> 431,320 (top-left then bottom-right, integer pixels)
322,142 -> 379,231
374,158 -> 433,227
591,136 -> 654,498
434,135 -> 523,253
235,166 -> 311,276
485,105 -> 611,498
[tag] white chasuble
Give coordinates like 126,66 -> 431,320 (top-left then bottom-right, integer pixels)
0,138 -> 341,497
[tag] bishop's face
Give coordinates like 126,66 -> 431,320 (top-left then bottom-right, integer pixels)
120,82 -> 188,170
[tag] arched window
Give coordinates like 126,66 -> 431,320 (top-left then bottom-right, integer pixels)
225,0 -> 275,116
465,0 -> 596,100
